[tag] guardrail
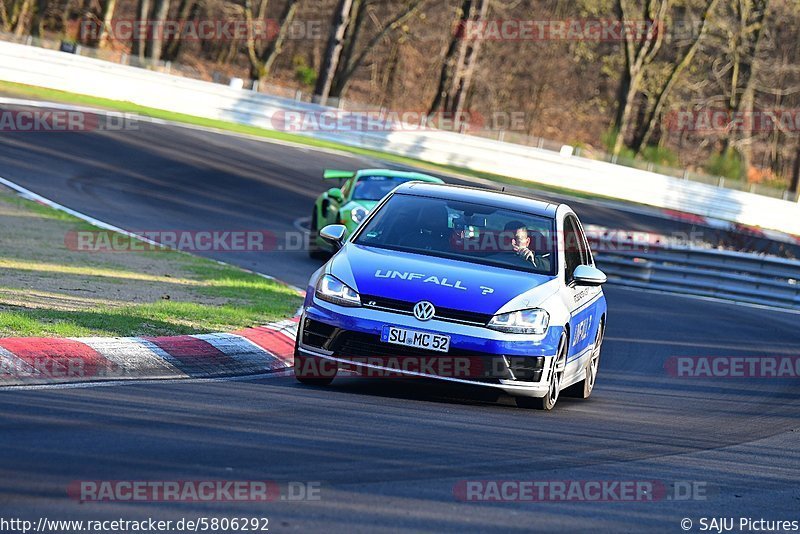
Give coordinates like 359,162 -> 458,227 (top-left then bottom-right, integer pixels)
595,245 -> 800,310
2,40 -> 800,236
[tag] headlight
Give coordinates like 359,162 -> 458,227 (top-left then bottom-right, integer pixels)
350,206 -> 368,224
488,308 -> 549,334
315,274 -> 361,307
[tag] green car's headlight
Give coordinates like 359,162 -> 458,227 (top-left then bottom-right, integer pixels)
350,206 -> 369,224
315,275 -> 361,307
487,309 -> 549,334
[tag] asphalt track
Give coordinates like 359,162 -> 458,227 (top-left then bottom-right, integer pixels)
0,107 -> 798,532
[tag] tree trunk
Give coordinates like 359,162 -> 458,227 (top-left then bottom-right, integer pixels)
14,0 -> 33,35
632,0 -> 720,153
163,0 -> 195,61
97,0 -> 117,48
259,0 -> 300,79
132,0 -> 151,61
331,0 -> 426,99
448,0 -> 487,126
246,0 -> 299,83
314,0 -> 356,105
148,0 -> 169,62
329,0 -> 365,98
428,0 -> 487,128
29,0 -> 49,37
611,0 -> 670,156
428,0 -> 470,116
790,136 -> 800,195
612,71 -> 642,156
380,39 -> 401,108
720,0 -> 770,157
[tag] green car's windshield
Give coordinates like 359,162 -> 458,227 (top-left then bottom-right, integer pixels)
355,193 -> 557,275
352,176 -> 423,201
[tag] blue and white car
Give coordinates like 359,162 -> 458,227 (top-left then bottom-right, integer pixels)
295,183 -> 608,410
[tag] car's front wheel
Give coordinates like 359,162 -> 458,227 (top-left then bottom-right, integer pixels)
516,332 -> 567,411
294,353 -> 337,386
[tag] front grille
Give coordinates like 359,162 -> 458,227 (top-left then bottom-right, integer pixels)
360,294 -> 493,326
329,331 -> 511,382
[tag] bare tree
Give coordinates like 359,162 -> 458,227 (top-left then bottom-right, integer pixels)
428,0 -> 489,128
163,0 -> 197,61
329,0 -> 427,99
148,0 -> 170,61
245,0 -> 301,83
314,0 -> 357,105
632,0 -> 719,153
132,0 -> 152,61
29,0 -> 50,37
611,0 -> 670,156
718,0 -> 770,171
97,0 -> 117,48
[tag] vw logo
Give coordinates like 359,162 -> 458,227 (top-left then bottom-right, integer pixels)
413,301 -> 436,321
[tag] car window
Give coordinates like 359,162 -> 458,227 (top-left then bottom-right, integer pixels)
354,193 -> 556,275
352,176 -> 419,201
563,215 -> 588,282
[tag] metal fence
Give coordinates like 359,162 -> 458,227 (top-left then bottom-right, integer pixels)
596,244 -> 800,310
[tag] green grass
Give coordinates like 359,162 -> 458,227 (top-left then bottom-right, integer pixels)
0,187 -> 302,338
0,80 -> 635,204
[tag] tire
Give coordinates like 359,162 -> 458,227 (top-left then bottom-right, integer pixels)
294,352 -> 337,386
516,332 -> 568,410
308,209 -> 329,260
564,321 -> 604,399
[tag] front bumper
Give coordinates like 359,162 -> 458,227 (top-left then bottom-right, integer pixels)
298,298 -> 564,397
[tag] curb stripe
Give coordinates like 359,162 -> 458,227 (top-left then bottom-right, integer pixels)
144,335 -> 239,369
191,333 -> 289,372
235,327 -> 295,365
0,345 -> 36,376
0,338 -> 109,379
78,337 -> 184,376
134,338 -> 191,377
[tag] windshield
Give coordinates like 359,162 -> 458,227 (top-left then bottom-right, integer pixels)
354,193 -> 556,275
352,176 -> 422,201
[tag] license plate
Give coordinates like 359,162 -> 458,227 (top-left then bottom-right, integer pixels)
381,326 -> 450,353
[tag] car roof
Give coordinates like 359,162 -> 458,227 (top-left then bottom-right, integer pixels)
394,182 -> 559,217
355,169 -> 442,182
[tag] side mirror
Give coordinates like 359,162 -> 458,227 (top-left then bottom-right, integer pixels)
320,224 -> 348,250
573,265 -> 607,286
327,188 -> 344,203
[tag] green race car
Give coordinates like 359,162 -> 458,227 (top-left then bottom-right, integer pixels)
309,168 -> 443,258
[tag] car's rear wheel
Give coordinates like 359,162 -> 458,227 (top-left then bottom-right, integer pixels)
308,209 -> 329,260
564,321 -> 604,399
294,352 -> 337,386
516,332 -> 567,410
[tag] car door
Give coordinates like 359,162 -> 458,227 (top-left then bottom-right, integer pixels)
562,214 -> 603,378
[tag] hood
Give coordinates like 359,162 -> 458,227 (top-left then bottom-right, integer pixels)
329,244 -> 555,315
